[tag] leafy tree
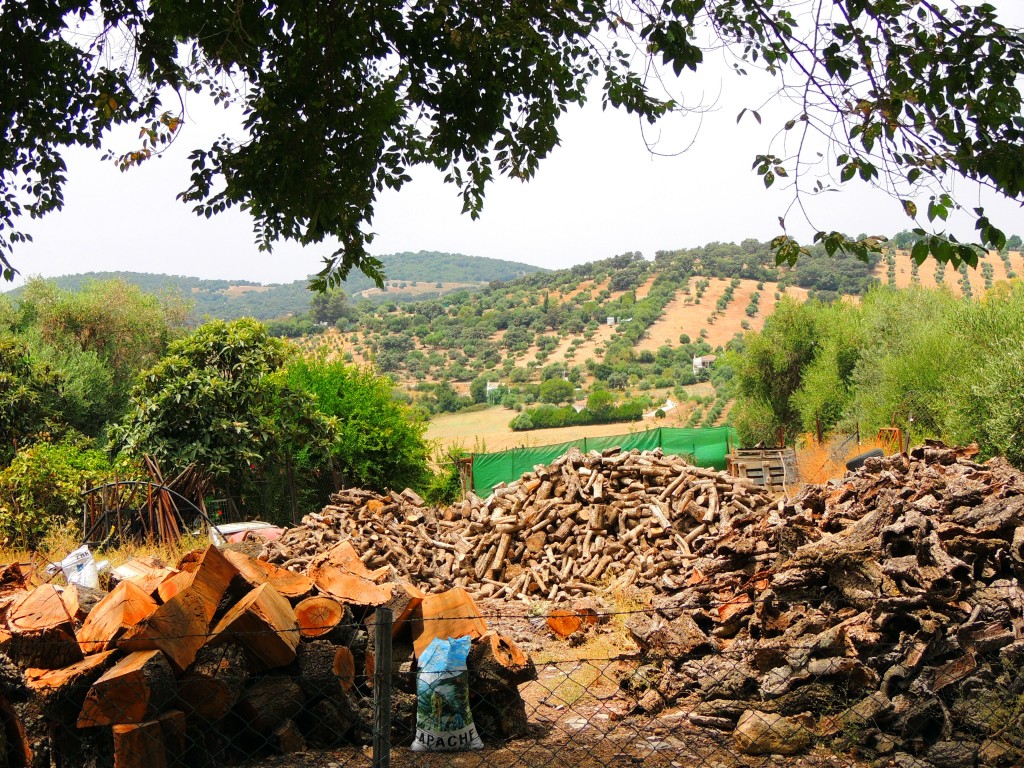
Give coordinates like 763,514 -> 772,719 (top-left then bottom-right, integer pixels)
0,335 -> 61,461
539,378 -> 574,405
285,358 -> 429,491
110,319 -> 333,504
469,376 -> 489,404
3,2 -> 1020,284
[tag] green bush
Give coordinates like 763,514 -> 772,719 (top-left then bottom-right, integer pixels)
0,435 -> 128,548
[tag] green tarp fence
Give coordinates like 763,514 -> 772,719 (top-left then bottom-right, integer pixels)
471,425 -> 737,496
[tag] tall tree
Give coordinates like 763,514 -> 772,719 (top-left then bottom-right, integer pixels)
2,1 -> 1021,284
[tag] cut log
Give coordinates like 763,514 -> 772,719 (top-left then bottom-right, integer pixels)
311,564 -> 393,606
315,540 -> 390,582
6,585 -> 83,669
271,719 -> 305,754
62,583 -> 107,624
78,650 -> 175,727
24,650 -> 117,719
209,584 -> 300,669
113,720 -> 168,768
174,546 -> 239,623
333,647 -> 355,692
546,610 -> 582,640
468,632 -> 537,687
114,557 -> 178,596
295,639 -> 342,699
370,582 -> 425,639
0,562 -> 29,597
294,596 -> 346,639
301,694 -> 361,748
223,550 -> 312,599
117,588 -> 208,673
177,642 -> 247,720
77,581 -> 159,654
155,711 -> 187,768
410,587 -> 488,658
235,676 -> 305,733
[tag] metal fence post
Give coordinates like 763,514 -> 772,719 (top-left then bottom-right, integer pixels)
372,607 -> 393,768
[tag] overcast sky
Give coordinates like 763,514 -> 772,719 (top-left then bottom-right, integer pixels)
7,3 -> 1024,288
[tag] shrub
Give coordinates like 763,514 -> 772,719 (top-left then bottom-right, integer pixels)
0,435 -> 128,548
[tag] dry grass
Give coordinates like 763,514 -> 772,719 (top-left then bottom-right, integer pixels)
1,522 -> 210,587
795,435 -> 891,485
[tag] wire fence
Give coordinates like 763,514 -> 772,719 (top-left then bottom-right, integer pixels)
4,595 -> 1022,768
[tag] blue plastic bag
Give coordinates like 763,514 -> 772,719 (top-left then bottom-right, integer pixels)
411,636 -> 483,752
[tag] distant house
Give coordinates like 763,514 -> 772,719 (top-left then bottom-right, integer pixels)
485,381 -> 502,394
692,354 -> 717,375
606,316 -> 617,326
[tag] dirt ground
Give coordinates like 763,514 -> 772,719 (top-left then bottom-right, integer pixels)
238,600 -> 874,768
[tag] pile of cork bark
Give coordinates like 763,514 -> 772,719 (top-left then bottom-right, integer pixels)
622,442 -> 1024,765
0,542 -> 534,768
262,447 -> 779,601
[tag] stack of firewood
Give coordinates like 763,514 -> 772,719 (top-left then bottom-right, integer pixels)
622,442 -> 1024,764
262,447 -> 779,600
0,543 -> 534,768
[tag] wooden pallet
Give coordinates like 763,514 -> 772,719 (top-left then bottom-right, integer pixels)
727,447 -> 799,491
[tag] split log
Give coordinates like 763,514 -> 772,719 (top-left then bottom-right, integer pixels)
114,557 -> 178,596
6,585 -> 83,669
117,588 -> 208,673
222,550 -> 312,599
155,711 -> 187,768
177,643 -> 247,720
173,545 -> 238,623
112,720 -> 167,768
78,650 -> 175,727
24,650 -> 116,718
370,582 -> 425,639
410,587 -> 488,658
301,693 -> 362,748
78,581 -> 159,654
209,584 -> 300,669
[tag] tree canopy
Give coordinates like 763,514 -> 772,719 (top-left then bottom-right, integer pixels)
2,1 -> 1022,284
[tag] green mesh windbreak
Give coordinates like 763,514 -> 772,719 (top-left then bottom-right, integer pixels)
471,426 -> 736,495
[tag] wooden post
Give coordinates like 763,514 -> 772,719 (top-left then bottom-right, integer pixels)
372,607 -> 393,768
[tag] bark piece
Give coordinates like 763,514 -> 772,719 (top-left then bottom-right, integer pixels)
78,650 -> 175,727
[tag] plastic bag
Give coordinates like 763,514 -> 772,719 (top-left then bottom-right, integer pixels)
47,545 -> 99,589
411,636 -> 483,752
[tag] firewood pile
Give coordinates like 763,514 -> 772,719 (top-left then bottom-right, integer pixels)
622,441 -> 1024,764
0,542 -> 534,768
262,447 -> 779,601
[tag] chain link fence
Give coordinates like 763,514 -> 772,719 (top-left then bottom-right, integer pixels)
3,595 -> 1021,768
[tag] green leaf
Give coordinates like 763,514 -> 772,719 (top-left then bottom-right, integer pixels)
911,240 -> 929,264
902,200 -> 917,218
